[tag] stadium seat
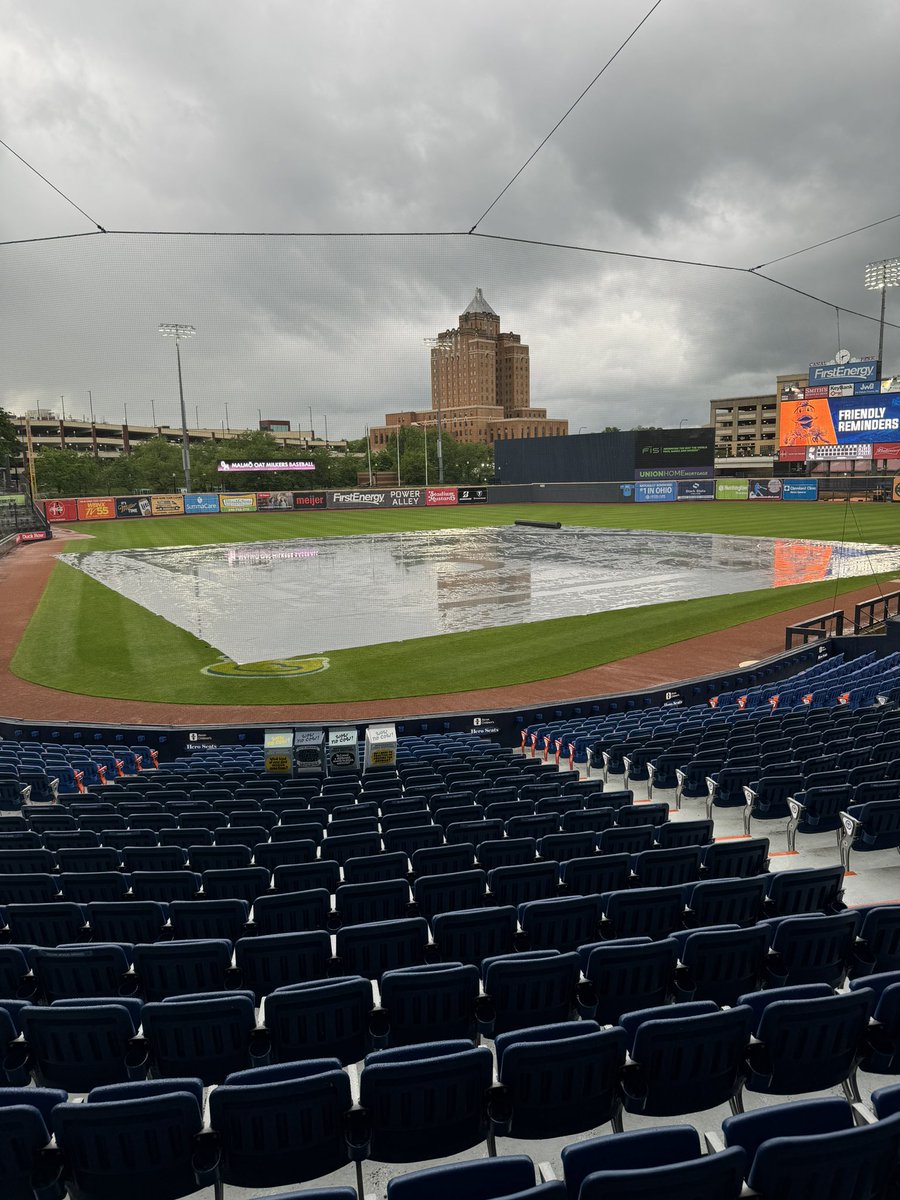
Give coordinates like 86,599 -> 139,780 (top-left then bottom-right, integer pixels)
376,962 -> 480,1047
479,950 -> 582,1036
137,991 -> 266,1084
492,1020 -> 626,1141
208,1059 -> 354,1193
619,1002 -> 753,1120
579,937 -> 677,1023
235,930 -> 333,1001
673,924 -> 769,1005
132,939 -> 236,1001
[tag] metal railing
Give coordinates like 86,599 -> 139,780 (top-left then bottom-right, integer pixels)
785,609 -> 846,650
854,590 -> 900,633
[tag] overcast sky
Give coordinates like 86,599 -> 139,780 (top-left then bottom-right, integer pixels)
2,0 -> 900,438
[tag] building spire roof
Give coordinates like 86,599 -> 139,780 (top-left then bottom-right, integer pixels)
462,287 -> 497,316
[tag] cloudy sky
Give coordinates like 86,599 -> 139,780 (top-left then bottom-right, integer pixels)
2,0 -> 900,438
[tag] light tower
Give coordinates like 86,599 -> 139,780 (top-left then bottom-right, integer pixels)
158,322 -> 196,492
864,257 -> 900,373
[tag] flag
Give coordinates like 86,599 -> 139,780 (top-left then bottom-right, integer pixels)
709,696 -> 719,709
802,693 -> 813,705
768,695 -> 780,711
736,695 -> 748,710
838,691 -> 851,705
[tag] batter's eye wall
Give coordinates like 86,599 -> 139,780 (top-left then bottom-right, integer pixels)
494,431 -> 638,484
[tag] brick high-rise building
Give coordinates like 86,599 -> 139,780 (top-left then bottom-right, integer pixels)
369,289 -> 568,449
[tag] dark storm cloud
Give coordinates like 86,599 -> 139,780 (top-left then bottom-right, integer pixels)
2,0 -> 899,436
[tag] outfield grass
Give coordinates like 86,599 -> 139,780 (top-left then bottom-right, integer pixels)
54,500 -> 900,552
10,502 -> 900,704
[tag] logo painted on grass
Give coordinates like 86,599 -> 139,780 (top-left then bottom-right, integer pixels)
202,655 -> 330,679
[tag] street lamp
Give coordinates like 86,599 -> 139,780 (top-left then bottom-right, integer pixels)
679,418 -> 689,429
864,257 -> 900,373
158,322 -> 196,492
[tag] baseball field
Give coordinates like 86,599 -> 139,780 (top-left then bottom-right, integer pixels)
10,501 -> 900,706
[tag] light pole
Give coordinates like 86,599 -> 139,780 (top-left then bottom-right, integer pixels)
679,418 -> 689,429
396,427 -> 402,485
413,422 -> 429,486
308,405 -> 314,440
151,397 -> 157,427
159,322 -> 196,492
195,405 -> 200,429
864,257 -> 900,373
224,403 -> 230,430
323,414 -> 329,448
424,337 -> 449,484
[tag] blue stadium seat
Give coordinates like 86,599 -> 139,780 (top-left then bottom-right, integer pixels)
235,930 -> 333,1001
413,870 -> 487,920
764,865 -> 845,917
492,1020 -> 626,1141
31,943 -> 133,1004
488,862 -> 559,907
600,886 -> 684,941
133,939 -> 236,1001
763,911 -> 858,988
137,992 -> 266,1084
264,976 -> 374,1064
376,962 -> 480,1047
619,1002 -> 753,1119
52,1083 -> 216,1200
479,951 -> 582,1036
21,998 -> 145,1091
0,1086 -> 68,1200
335,878 -> 412,927
87,901 -> 167,945
562,1126 -> 744,1200
683,876 -> 767,928
518,895 -> 603,952
740,984 -> 874,1102
430,906 -> 518,965
579,937 -> 677,1023
208,1059 -> 353,1192
673,924 -> 769,1005
334,917 -> 430,980
386,1157 -> 556,1200
253,889 -> 330,936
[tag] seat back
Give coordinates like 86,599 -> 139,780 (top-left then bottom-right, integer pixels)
31,943 -> 131,1004
766,865 -> 845,916
379,962 -> 480,1046
482,951 -> 580,1035
583,938 -> 678,1023
141,993 -> 257,1084
133,939 -> 233,1001
601,886 -> 684,941
430,906 -> 518,966
334,917 -> 429,981
209,1060 -> 353,1189
235,930 -> 332,1001
360,1042 -> 493,1163
22,1001 -> 139,1091
265,976 -> 374,1065
519,895 -> 603,952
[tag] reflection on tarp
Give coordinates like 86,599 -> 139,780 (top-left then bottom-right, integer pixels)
59,528 -> 900,665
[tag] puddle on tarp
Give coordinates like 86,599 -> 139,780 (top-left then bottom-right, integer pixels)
59,527 -> 900,663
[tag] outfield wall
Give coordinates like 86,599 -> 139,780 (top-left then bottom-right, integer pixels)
40,479 -> 820,522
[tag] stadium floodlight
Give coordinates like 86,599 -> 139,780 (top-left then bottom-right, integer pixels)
424,337 -> 451,484
864,257 -> 900,372
158,323 -> 196,493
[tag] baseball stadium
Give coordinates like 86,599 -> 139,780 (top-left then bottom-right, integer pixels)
5,3 -> 900,1198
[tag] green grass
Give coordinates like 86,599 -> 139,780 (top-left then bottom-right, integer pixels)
11,500 -> 900,704
55,501 -> 900,552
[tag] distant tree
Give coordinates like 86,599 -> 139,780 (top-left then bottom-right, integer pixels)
602,425 -> 621,433
34,448 -> 105,497
0,407 -> 18,460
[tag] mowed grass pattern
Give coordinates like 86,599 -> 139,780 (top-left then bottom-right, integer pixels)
11,502 -> 900,704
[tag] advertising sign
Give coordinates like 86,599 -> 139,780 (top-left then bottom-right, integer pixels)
292,491 -> 327,509
893,476 -> 900,502
256,491 -> 293,511
218,460 -> 315,472
115,496 -> 152,519
748,479 -> 784,500
780,393 -> 900,447
220,493 -> 257,512
778,446 -> 808,462
328,489 -> 425,509
635,481 -> 677,503
808,358 -> 878,386
457,487 -> 488,503
635,466 -> 714,481
715,479 -> 749,500
634,427 -> 715,471
425,487 -> 458,506
873,444 -> 900,458
184,493 -> 220,514
44,499 -> 79,522
327,728 -> 360,774
782,479 -> 819,501
150,494 -> 185,516
76,497 -> 116,521
15,530 -> 51,543
677,479 -> 715,501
